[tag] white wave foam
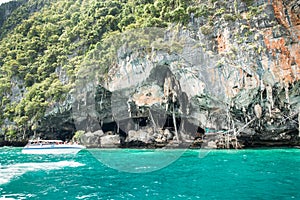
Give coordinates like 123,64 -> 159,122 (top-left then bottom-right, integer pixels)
0,161 -> 84,185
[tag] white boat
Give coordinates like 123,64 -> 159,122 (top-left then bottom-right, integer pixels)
22,140 -> 86,154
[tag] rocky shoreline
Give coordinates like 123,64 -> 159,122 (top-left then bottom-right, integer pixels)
1,140 -> 299,149
73,127 -> 300,149
1,125 -> 300,149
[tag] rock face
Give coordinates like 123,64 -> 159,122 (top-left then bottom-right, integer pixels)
70,0 -> 299,148
0,0 -> 44,38
0,0 -> 24,30
79,130 -> 120,148
80,130 -> 103,148
100,135 -> 120,148
126,130 -> 152,144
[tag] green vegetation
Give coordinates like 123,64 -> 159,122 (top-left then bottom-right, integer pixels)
73,130 -> 85,142
246,5 -> 263,19
223,13 -> 237,21
241,0 -> 254,7
187,4 -> 210,18
200,24 -> 213,35
0,0 -> 25,29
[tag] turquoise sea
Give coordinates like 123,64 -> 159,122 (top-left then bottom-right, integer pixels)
0,148 -> 299,200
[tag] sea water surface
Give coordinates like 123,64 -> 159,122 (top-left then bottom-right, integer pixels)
0,148 -> 299,199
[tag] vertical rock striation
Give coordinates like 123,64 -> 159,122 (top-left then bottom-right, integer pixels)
58,0 -> 300,147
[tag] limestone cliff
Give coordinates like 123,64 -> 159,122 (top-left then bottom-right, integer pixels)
71,0 -> 300,148
0,0 -> 299,148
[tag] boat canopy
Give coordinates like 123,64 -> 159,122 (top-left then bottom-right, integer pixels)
29,140 -> 63,142
28,140 -> 64,144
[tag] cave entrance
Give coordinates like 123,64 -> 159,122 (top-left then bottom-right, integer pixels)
102,121 -> 117,133
163,115 -> 181,132
196,126 -> 205,139
138,117 -> 148,127
102,121 -> 127,137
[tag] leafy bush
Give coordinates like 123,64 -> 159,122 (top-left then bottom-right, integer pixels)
73,130 -> 85,142
223,13 -> 237,21
200,24 -> 213,35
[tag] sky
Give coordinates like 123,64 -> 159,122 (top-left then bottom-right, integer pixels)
0,0 -> 14,5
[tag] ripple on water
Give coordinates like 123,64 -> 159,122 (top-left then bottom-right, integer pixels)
0,148 -> 299,199
0,193 -> 37,200
0,161 -> 85,185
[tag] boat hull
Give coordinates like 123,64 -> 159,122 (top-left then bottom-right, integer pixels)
22,145 -> 86,154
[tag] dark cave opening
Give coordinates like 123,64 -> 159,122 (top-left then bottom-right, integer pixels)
163,115 -> 181,131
